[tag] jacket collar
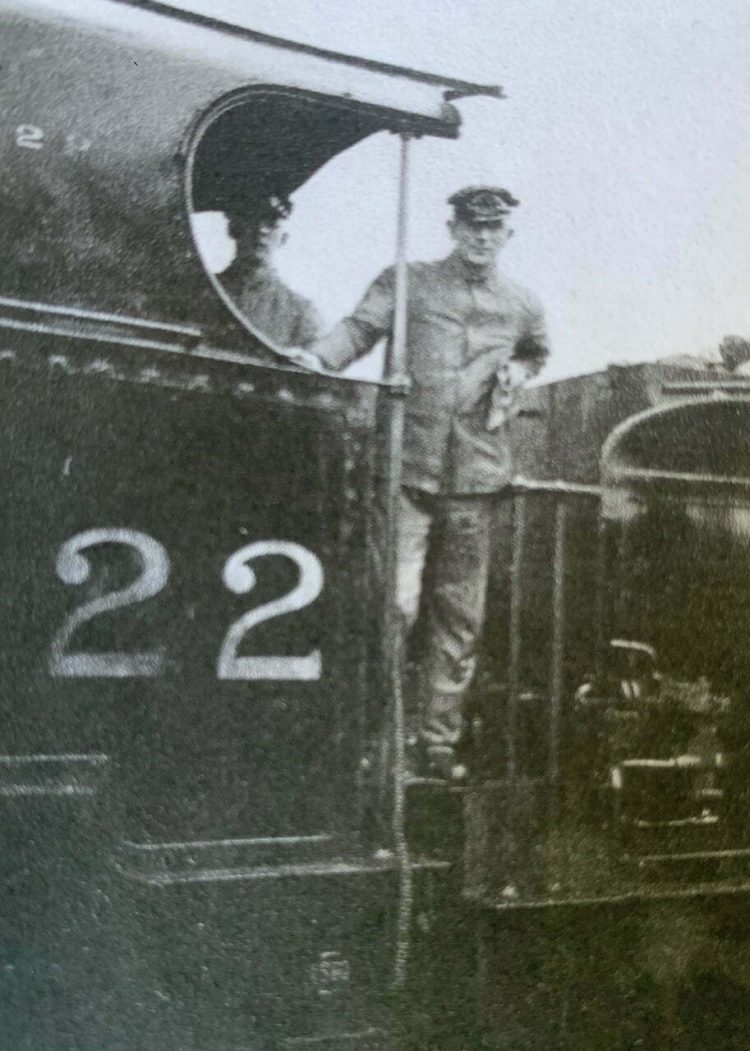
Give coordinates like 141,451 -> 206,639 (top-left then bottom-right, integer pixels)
443,251 -> 500,289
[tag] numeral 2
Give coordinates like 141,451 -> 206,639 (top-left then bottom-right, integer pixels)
49,528 -> 170,678
15,124 -> 45,150
49,531 -> 324,681
217,541 -> 323,681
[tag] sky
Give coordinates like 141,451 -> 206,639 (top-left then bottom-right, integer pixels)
188,0 -> 750,381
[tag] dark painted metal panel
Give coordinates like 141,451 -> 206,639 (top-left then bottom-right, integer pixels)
0,327 -> 375,845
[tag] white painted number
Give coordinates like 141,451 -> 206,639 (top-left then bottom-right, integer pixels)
49,528 -> 170,678
63,132 -> 92,155
217,541 -> 323,681
48,531 -> 324,681
15,124 -> 45,150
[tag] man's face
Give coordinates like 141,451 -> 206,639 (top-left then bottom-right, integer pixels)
449,218 -> 509,266
229,214 -> 286,265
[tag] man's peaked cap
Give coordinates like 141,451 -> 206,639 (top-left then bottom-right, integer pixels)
448,186 -> 519,224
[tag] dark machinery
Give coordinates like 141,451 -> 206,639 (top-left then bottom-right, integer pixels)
460,366 -> 750,1049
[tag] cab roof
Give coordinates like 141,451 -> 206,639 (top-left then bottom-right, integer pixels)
10,0 -> 500,138
118,0 -> 504,104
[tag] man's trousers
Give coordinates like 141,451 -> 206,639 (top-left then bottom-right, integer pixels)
396,487 -> 494,751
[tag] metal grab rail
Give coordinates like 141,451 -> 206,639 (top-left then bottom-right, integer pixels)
383,132 -> 413,990
611,466 -> 750,488
502,478 -> 602,783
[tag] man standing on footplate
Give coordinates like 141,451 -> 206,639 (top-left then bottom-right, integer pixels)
292,186 -> 549,779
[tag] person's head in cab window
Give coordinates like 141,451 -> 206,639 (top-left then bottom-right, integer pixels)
226,193 -> 292,273
219,192 -> 322,350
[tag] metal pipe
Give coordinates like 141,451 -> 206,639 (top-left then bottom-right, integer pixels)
613,466 -> 750,488
549,496 -> 567,782
662,380 -> 750,394
385,131 -> 413,990
0,293 -> 203,339
594,510 -> 610,683
636,848 -> 750,864
507,490 -> 527,780
510,475 -> 601,497
388,134 -> 412,388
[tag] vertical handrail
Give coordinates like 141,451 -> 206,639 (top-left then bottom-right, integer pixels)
385,132 -> 412,990
389,133 -> 412,388
594,513 -> 609,684
549,496 -> 567,782
507,490 -> 527,780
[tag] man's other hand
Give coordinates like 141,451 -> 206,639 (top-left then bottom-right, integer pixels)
487,359 -> 530,431
487,393 -> 514,432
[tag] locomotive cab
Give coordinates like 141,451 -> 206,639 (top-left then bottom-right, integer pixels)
0,2 -> 501,1045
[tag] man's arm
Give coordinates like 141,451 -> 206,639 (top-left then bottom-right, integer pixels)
289,266 -> 396,372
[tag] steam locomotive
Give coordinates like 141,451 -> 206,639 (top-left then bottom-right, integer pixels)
2,1 -> 750,1047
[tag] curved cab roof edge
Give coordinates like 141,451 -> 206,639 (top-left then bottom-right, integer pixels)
9,0 -> 502,137
120,0 -> 503,99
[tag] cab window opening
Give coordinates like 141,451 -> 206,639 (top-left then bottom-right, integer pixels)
187,88 -> 396,370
